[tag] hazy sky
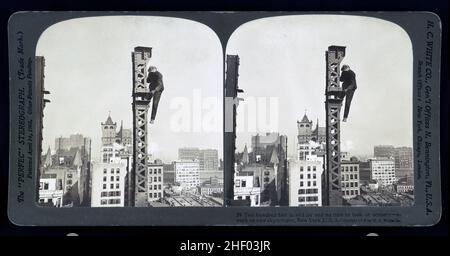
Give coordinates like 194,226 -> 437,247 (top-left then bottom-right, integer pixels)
226,15 -> 413,157
37,16 -> 223,162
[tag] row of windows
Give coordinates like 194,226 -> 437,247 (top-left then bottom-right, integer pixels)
149,184 -> 162,190
298,188 -> 318,194
100,199 -> 121,205
342,182 -> 359,188
103,176 -> 120,182
235,180 -> 247,188
300,181 -> 317,187
298,196 -> 319,202
149,176 -> 162,183
343,190 -> 359,196
103,183 -> 120,189
300,173 -> 317,180
341,166 -> 358,172
149,193 -> 162,198
149,169 -> 162,174
103,168 -> 121,174
101,191 -> 121,197
341,174 -> 358,180
300,166 -> 317,172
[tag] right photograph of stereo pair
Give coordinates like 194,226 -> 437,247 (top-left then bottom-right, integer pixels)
226,15 -> 414,207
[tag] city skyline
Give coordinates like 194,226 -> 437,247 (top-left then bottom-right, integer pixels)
36,16 -> 223,162
226,15 -> 413,157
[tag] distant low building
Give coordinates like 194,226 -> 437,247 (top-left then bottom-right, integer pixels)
199,177 -> 223,196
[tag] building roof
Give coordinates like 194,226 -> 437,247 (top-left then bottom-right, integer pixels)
300,113 -> 310,123
104,114 -> 115,125
269,148 -> 279,164
72,149 -> 82,166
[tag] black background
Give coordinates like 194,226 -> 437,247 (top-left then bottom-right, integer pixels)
0,0 -> 448,251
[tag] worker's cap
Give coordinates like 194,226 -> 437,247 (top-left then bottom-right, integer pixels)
341,64 -> 350,71
148,66 -> 157,72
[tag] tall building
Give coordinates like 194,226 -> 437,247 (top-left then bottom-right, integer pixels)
288,159 -> 324,207
297,140 -> 324,161
394,147 -> 413,169
369,158 -> 396,186
178,148 -> 219,171
341,160 -> 360,200
101,114 -> 132,146
374,145 -> 395,158
297,114 -> 326,144
55,134 -> 91,153
248,132 -> 288,205
91,162 -> 127,207
174,160 -> 200,189
147,164 -> 164,201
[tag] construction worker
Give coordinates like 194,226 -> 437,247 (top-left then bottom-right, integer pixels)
146,66 -> 164,124
340,64 -> 357,122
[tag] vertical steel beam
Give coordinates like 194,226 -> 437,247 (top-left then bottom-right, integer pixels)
325,46 -> 346,206
131,47 -> 152,207
224,55 -> 241,206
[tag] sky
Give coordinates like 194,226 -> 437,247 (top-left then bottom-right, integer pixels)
226,15 -> 413,157
37,16 -> 223,162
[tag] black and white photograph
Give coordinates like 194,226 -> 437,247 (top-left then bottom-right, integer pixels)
36,16 -> 224,208
227,15 -> 415,207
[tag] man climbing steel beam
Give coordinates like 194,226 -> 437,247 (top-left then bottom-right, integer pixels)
146,66 -> 164,124
340,64 -> 357,122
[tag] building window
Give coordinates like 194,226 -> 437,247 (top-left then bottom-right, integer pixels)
158,169 -> 162,174
103,168 -> 107,174
300,166 -> 303,172
241,180 -> 246,187
101,199 -> 107,205
116,168 -> 120,174
111,168 -> 114,174
103,176 -> 107,182
116,176 -> 120,181
300,182 -> 304,187
300,174 -> 303,179
313,173 -> 316,179
44,183 -> 49,190
116,183 -> 119,189
110,176 -> 114,182
313,166 -> 316,171
307,174 -> 311,179
103,184 -> 106,189
110,184 -> 114,189
307,166 -> 311,171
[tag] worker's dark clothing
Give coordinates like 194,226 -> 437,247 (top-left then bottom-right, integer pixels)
340,69 -> 357,119
146,71 -> 164,121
